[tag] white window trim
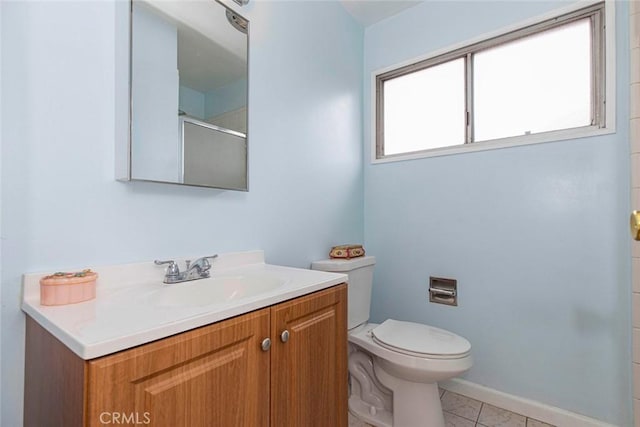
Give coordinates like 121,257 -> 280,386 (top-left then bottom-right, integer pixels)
370,0 -> 616,165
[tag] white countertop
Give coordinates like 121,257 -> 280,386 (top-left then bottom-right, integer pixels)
22,251 -> 347,360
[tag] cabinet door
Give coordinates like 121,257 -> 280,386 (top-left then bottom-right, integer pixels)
270,284 -> 347,427
86,309 -> 270,427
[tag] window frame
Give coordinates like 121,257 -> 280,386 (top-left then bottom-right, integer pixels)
373,1 -> 614,163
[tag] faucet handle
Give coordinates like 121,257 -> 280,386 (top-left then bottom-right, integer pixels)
200,255 -> 218,271
186,255 -> 218,276
154,259 -> 180,277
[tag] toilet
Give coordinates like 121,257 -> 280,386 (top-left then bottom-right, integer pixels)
312,256 -> 472,427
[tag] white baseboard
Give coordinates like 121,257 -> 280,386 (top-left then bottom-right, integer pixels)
439,378 -> 618,427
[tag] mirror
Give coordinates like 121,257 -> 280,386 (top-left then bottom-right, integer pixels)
128,0 -> 249,190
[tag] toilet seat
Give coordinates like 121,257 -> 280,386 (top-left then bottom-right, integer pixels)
371,319 -> 471,360
349,322 -> 473,389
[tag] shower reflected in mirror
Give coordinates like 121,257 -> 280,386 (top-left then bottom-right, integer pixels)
128,0 -> 249,190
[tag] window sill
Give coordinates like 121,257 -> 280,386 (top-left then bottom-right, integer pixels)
371,125 -> 615,164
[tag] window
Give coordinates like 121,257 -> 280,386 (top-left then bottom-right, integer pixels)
376,2 -> 608,160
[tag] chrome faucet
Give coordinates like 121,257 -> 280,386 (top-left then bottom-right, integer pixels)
154,255 -> 218,284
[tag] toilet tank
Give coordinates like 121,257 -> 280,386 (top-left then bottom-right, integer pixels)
311,256 -> 376,330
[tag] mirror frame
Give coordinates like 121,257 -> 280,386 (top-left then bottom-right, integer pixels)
121,0 -> 250,191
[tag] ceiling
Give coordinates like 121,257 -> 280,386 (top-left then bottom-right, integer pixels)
140,0 -> 247,93
340,0 -> 423,27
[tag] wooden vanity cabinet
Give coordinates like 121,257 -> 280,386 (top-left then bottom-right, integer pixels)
24,284 -> 347,427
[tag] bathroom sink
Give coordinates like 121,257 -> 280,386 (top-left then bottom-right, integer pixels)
147,274 -> 287,307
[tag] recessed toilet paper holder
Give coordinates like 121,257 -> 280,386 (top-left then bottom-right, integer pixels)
429,277 -> 458,306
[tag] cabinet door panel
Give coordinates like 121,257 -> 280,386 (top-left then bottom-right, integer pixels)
86,309 -> 270,427
271,284 -> 347,427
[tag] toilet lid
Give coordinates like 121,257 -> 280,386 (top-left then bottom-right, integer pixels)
371,319 -> 471,357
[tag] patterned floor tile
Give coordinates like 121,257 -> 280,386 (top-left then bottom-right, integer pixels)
441,391 -> 483,421
350,390 -> 556,427
526,418 -> 555,427
444,411 -> 477,427
478,403 -> 526,427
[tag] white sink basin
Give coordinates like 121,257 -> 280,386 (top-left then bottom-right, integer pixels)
147,275 -> 287,307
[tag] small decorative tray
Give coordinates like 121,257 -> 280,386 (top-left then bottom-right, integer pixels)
39,269 -> 98,306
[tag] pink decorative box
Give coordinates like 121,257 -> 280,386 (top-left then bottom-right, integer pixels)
39,269 -> 97,306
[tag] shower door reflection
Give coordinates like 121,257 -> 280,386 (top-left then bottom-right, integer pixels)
180,118 -> 247,190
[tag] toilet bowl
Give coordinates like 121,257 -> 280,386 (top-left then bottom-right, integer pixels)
311,256 -> 472,427
349,321 -> 472,427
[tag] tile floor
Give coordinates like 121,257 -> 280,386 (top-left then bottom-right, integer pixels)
348,390 -> 555,427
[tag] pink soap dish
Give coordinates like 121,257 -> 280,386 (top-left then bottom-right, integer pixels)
40,269 -> 98,306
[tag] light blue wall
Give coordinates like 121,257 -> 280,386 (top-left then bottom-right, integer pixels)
181,79 -> 246,122
179,85 -> 205,120
0,1 -> 363,425
205,78 -> 247,119
364,1 -> 631,425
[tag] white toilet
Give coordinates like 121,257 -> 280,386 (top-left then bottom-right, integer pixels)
312,256 -> 472,427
